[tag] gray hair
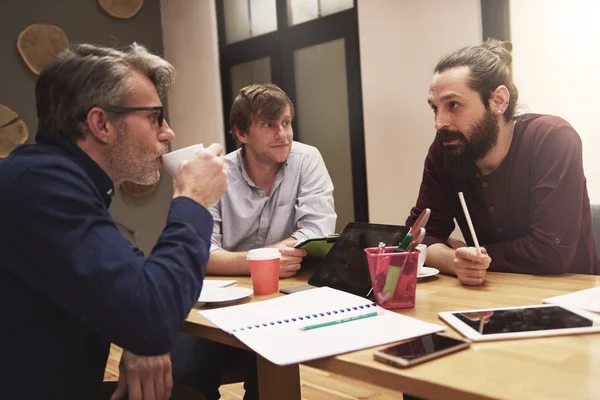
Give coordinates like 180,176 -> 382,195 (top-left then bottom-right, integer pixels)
35,42 -> 176,141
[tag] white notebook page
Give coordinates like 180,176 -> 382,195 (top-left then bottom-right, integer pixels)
200,286 -> 444,365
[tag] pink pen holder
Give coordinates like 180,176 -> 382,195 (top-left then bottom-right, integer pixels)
364,246 -> 419,309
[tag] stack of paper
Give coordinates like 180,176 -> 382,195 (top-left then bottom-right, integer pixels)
543,287 -> 600,312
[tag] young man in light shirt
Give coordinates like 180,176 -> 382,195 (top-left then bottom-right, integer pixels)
207,83 -> 337,277
171,83 -> 337,399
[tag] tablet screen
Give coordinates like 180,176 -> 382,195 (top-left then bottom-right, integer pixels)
452,305 -> 596,335
307,222 -> 408,297
296,240 -> 334,259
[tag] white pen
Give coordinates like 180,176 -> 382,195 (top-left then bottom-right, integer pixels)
458,192 -> 481,254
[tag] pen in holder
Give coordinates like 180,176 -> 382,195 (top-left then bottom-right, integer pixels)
383,228 -> 425,297
365,246 -> 420,309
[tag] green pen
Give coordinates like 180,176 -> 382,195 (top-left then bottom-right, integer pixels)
395,233 -> 414,253
382,227 -> 427,297
301,311 -> 379,331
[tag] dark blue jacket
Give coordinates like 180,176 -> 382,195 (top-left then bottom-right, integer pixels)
0,132 -> 212,399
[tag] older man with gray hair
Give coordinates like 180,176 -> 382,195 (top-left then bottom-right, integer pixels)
0,43 -> 226,399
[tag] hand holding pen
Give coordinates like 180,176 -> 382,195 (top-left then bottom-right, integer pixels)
455,193 -> 491,286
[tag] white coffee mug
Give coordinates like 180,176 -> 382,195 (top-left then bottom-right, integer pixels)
161,144 -> 204,178
416,244 -> 427,276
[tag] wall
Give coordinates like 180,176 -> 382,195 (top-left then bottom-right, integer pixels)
510,0 -> 600,204
160,0 -> 225,151
145,0 -> 481,237
0,0 -> 173,255
139,0 -> 599,244
159,0 -> 482,232
294,38 -> 355,232
357,0 -> 482,226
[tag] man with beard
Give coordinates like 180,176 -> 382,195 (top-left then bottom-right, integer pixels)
407,39 -> 599,286
170,83 -> 337,399
0,43 -> 228,399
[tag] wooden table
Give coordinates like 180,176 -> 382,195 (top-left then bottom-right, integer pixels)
184,271 -> 600,400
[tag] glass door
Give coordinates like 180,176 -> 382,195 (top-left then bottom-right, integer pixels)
216,0 -> 368,228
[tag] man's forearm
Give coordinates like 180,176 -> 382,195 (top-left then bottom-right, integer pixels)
206,249 -> 250,275
426,243 -> 457,276
206,237 -> 298,276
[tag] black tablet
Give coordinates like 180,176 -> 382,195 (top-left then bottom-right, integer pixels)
307,222 -> 409,297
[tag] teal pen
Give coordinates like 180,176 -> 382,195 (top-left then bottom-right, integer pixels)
301,311 -> 379,331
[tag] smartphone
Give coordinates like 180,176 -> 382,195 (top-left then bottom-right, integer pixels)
373,333 -> 470,368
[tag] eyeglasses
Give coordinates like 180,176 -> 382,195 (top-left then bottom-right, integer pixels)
104,106 -> 164,127
79,106 -> 164,127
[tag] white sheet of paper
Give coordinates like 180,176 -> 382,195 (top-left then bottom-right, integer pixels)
200,286 -> 444,365
543,286 -> 600,312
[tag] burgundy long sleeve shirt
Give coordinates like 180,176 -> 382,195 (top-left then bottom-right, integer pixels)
407,114 -> 599,275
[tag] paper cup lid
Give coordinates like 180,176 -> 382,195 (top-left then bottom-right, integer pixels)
246,248 -> 281,261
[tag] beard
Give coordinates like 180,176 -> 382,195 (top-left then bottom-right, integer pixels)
107,122 -> 167,185
436,109 -> 499,178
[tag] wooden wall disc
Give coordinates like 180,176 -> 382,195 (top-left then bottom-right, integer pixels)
98,0 -> 144,19
120,180 -> 159,198
0,105 -> 29,158
17,24 -> 69,75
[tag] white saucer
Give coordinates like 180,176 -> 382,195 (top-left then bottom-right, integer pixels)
418,266 -> 440,279
198,287 -> 253,304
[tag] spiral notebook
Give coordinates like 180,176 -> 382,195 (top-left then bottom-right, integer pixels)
199,286 -> 444,366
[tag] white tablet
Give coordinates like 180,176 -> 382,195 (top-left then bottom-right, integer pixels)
439,304 -> 600,342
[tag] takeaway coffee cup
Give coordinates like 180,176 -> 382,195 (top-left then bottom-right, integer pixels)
246,248 -> 281,295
